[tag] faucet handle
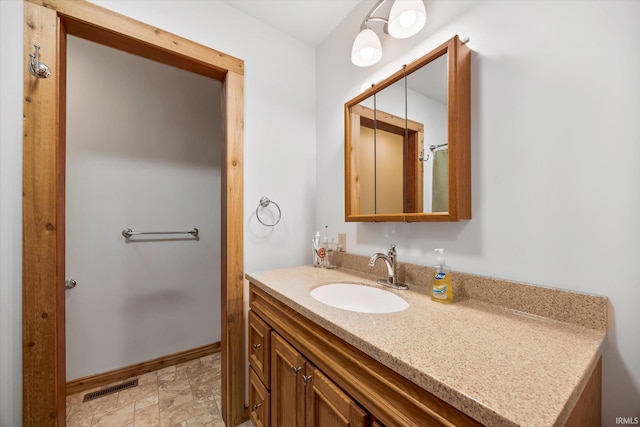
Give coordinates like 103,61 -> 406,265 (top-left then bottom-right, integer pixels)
388,244 -> 396,256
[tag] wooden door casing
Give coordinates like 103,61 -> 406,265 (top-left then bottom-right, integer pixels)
22,1 -> 245,425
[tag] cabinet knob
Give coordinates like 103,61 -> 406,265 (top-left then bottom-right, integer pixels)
252,343 -> 261,350
302,374 -> 313,385
252,403 -> 262,411
291,366 -> 302,376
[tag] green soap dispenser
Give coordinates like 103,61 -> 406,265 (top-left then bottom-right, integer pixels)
431,248 -> 453,303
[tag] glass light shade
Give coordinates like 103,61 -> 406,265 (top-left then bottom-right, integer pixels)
388,0 -> 426,39
351,28 -> 382,67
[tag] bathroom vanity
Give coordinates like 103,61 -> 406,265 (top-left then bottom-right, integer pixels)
246,264 -> 605,426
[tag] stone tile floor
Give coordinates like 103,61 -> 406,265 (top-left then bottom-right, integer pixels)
66,352 -> 253,427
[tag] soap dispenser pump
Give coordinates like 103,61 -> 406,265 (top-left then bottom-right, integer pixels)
431,248 -> 453,303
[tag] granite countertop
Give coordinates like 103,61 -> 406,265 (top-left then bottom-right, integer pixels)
246,265 -> 606,427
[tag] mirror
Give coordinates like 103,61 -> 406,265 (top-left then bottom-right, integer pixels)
345,35 -> 470,222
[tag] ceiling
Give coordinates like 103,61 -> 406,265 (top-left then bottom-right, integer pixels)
221,0 -> 363,47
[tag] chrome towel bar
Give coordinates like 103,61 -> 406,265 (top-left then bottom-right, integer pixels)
122,228 -> 199,239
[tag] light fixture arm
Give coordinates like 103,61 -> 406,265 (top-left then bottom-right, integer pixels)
360,0 -> 390,32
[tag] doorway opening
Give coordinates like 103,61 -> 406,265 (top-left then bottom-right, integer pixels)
22,1 -> 246,425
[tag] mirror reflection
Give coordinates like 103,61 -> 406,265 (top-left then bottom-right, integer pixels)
352,78 -> 411,215
407,53 -> 448,213
350,54 -> 448,215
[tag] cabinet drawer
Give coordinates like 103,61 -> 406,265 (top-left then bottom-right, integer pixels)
249,367 -> 271,427
249,309 -> 272,387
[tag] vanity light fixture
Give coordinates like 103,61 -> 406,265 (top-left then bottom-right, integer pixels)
351,0 -> 427,67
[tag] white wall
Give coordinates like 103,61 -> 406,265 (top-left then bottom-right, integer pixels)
317,0 -> 640,423
65,36 -> 221,380
82,1 -> 317,273
0,1 -> 316,424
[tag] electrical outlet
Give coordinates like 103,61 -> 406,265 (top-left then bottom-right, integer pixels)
338,233 -> 347,252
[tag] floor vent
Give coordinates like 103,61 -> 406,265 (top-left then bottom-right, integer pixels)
82,378 -> 138,402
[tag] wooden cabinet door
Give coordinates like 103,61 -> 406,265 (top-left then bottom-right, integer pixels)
306,367 -> 369,427
250,367 -> 271,427
271,332 -> 306,427
249,310 -> 272,387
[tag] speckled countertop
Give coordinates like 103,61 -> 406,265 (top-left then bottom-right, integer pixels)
246,265 -> 606,427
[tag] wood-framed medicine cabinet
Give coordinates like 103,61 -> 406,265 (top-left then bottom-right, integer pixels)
344,35 -> 471,222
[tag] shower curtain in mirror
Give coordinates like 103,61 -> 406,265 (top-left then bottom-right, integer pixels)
432,148 -> 448,212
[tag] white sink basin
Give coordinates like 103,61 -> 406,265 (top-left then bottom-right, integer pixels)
310,283 -> 409,314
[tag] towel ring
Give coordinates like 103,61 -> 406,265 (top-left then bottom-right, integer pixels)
256,196 -> 281,227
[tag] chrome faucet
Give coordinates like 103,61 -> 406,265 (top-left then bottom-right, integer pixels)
368,244 -> 408,290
